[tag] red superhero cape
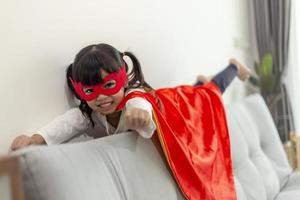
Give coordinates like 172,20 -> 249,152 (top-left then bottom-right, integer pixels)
117,82 -> 236,200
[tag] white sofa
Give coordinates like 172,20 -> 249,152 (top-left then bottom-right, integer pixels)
14,94 -> 300,199
226,94 -> 299,200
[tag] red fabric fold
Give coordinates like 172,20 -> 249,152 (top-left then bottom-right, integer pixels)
117,82 -> 236,200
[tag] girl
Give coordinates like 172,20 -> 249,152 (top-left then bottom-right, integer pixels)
10,43 -> 250,150
11,43 -> 157,148
10,43 -> 251,200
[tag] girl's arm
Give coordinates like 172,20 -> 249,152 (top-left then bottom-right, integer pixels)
37,108 -> 91,145
10,108 -> 90,151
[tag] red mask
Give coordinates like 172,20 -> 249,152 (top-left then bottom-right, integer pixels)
70,65 -> 127,101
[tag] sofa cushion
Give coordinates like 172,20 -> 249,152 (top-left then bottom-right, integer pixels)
240,95 -> 292,185
275,172 -> 300,200
225,94 -> 292,200
16,132 -> 184,200
282,172 -> 300,191
275,190 -> 300,200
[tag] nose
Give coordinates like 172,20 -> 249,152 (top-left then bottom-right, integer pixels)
95,93 -> 107,101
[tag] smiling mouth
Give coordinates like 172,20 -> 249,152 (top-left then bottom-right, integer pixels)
97,101 -> 113,108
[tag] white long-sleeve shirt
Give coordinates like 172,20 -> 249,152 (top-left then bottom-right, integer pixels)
38,94 -> 156,145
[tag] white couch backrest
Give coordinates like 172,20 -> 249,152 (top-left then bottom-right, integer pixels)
17,132 -> 185,200
16,93 -> 292,200
226,94 -> 292,200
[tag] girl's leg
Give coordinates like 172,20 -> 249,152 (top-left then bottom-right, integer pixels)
211,64 -> 237,93
194,59 -> 251,93
194,64 -> 237,93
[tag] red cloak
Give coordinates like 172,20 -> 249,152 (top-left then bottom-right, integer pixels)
117,82 -> 236,200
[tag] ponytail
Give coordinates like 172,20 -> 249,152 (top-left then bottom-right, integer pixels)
123,51 -> 153,91
66,64 -> 80,99
65,63 -> 95,127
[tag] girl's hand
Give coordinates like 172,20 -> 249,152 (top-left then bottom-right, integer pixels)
10,134 -> 46,151
10,135 -> 34,151
124,108 -> 151,130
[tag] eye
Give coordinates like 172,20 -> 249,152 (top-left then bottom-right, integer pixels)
104,80 -> 116,89
83,88 -> 94,95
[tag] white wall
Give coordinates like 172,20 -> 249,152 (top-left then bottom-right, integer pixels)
0,0 -> 252,154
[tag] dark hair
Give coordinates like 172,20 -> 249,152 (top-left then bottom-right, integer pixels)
66,43 -> 152,126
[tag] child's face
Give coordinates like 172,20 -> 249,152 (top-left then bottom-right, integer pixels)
85,69 -> 126,115
71,66 -> 127,101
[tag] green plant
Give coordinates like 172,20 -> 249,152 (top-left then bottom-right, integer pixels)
249,53 -> 275,94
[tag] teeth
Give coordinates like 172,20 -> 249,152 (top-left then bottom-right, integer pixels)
99,102 -> 112,108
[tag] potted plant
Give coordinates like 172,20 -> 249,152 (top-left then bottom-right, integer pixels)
249,53 -> 275,95
248,53 -> 282,112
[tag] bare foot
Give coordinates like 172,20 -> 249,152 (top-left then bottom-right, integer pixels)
196,75 -> 211,84
229,58 -> 252,81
